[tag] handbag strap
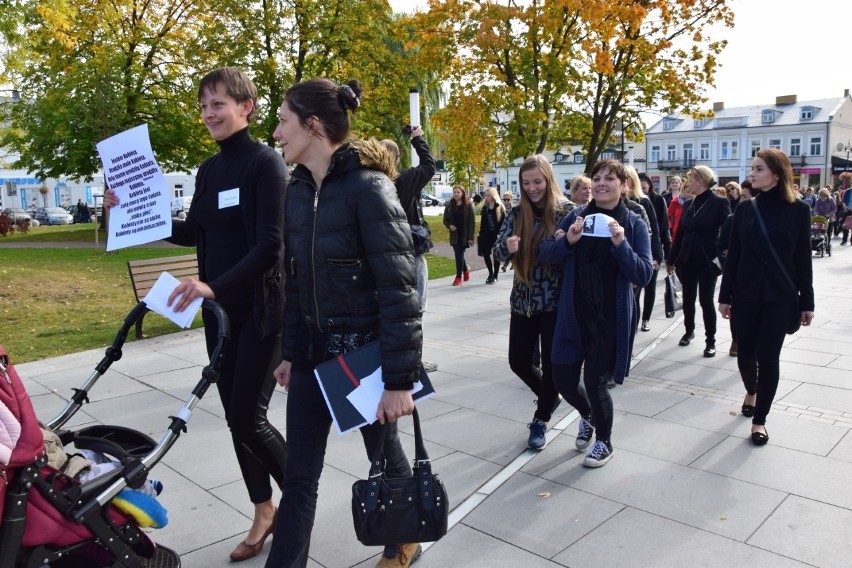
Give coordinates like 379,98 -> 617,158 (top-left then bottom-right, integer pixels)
364,407 -> 435,512
750,197 -> 797,294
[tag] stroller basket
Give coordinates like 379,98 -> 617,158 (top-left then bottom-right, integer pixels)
1,300 -> 230,568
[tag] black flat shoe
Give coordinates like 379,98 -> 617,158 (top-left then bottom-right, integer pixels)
741,404 -> 755,417
704,343 -> 716,357
678,332 -> 695,346
751,427 -> 769,446
641,321 -> 650,332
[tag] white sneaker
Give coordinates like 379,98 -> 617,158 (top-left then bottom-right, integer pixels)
575,418 -> 594,450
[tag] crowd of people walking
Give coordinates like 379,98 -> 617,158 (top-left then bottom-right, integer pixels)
94,65 -> 821,567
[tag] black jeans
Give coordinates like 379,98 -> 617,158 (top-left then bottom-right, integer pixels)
452,242 -> 469,278
733,300 -> 795,426
266,371 -> 411,567
677,262 -> 718,342
508,311 -> 560,422
203,306 -> 287,504
634,268 -> 659,322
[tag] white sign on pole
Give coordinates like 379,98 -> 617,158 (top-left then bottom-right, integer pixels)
96,124 -> 171,251
409,89 -> 420,168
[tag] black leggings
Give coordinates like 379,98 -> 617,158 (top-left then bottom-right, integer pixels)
452,243 -> 469,278
203,305 -> 287,504
483,252 -> 500,278
551,315 -> 617,442
635,268 -> 660,321
733,300 -> 795,426
677,262 -> 718,341
508,311 -> 560,422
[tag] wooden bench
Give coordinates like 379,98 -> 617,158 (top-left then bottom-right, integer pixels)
127,254 -> 199,339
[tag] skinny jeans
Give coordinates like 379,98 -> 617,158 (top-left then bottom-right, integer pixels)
677,261 -> 718,342
452,242 -> 469,278
733,300 -> 795,426
635,268 -> 660,322
551,316 -> 616,442
508,311 -> 560,422
266,369 -> 410,567
203,304 -> 287,504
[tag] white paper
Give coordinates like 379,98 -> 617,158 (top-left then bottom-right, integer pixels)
313,372 -> 368,436
581,213 -> 617,238
345,367 -> 427,426
141,272 -> 203,329
218,188 -> 240,209
96,124 -> 172,251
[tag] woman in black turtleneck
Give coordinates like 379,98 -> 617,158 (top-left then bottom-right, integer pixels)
666,166 -> 730,357
719,148 -> 814,446
106,68 -> 289,561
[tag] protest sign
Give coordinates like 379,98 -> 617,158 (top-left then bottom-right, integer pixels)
96,124 -> 171,251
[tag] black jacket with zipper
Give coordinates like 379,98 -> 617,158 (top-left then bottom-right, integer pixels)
281,139 -> 422,389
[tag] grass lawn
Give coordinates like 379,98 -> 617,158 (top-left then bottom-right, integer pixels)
0,217 -> 469,362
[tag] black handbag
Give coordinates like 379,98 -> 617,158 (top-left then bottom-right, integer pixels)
751,199 -> 802,335
351,408 -> 448,546
664,273 -> 683,317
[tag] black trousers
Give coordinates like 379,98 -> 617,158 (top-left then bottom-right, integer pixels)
733,300 -> 795,426
452,242 -> 469,278
677,261 -> 718,342
635,268 -> 660,322
203,305 -> 287,504
508,311 -> 560,422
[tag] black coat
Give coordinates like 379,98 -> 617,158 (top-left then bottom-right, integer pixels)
395,135 -> 436,227
667,189 -> 730,269
281,140 -> 422,388
719,187 -> 814,311
647,191 -> 671,258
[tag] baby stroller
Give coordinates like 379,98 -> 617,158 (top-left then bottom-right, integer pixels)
0,300 -> 229,568
811,215 -> 831,257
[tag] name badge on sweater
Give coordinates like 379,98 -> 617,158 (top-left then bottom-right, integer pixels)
218,188 -> 240,209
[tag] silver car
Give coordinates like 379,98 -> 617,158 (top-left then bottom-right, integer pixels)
35,207 -> 74,225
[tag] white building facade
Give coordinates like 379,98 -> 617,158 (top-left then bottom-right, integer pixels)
644,92 -> 852,192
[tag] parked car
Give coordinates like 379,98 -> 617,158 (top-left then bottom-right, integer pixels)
34,207 -> 74,225
171,196 -> 192,218
2,208 -> 32,226
421,193 -> 442,207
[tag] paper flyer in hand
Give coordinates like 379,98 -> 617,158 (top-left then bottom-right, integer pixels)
581,213 -> 617,238
313,341 -> 435,435
96,124 -> 171,251
141,272 -> 203,329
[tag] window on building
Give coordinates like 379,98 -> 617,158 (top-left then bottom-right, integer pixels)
699,142 -> 710,160
666,144 -> 677,160
173,184 -> 184,198
5,181 -> 17,196
768,138 -> 781,150
663,119 -> 675,131
800,107 -> 814,121
809,137 -> 822,156
731,140 -> 739,160
789,137 -> 802,157
693,118 -> 706,128
511,180 -> 518,192
650,145 -> 660,162
750,139 -> 761,157
761,109 -> 775,124
683,143 -> 694,163
720,141 -> 729,160
601,150 -> 615,160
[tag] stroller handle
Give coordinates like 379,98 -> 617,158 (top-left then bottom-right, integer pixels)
46,300 -> 230,432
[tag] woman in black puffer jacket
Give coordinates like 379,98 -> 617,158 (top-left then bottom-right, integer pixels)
267,78 -> 422,568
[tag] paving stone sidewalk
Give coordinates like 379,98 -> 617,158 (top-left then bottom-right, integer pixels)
13,236 -> 852,568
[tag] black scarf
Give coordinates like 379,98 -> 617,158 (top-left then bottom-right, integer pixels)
575,200 -> 629,357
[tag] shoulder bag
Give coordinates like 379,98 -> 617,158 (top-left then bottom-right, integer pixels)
351,408 -> 448,546
750,199 -> 802,335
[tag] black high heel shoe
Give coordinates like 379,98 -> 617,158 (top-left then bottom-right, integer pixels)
751,426 -> 769,446
678,332 -> 695,346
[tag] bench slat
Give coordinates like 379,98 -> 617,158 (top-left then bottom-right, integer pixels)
127,254 -> 200,303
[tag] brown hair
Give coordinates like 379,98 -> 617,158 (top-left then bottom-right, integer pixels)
449,185 -> 469,211
198,67 -> 258,122
755,148 -> 797,203
284,78 -> 362,144
514,155 -> 563,286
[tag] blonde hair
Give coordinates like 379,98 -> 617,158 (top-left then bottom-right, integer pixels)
668,176 -> 683,192
514,155 -> 563,286
624,165 -> 646,200
483,186 -> 505,222
818,187 -> 831,199
689,165 -> 716,189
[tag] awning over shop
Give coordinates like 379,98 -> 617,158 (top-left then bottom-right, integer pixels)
831,155 -> 852,174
